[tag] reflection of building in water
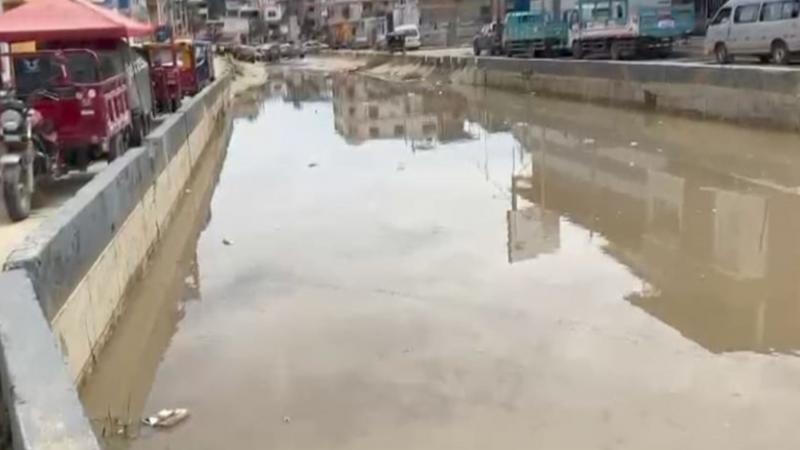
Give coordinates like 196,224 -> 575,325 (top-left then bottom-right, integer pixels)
280,71 -> 332,106
233,84 -> 269,121
506,205 -> 560,264
233,72 -> 332,120
512,120 -> 800,355
332,75 -> 469,147
507,158 -> 560,264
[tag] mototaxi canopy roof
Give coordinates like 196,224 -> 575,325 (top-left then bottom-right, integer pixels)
0,0 -> 152,43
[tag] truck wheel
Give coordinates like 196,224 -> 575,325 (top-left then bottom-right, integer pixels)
771,40 -> 789,65
572,41 -> 583,59
107,135 -> 123,163
130,113 -> 144,146
714,42 -> 731,64
610,41 -> 622,60
473,42 -> 481,56
2,162 -> 32,221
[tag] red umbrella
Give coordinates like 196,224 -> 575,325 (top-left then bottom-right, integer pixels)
0,0 -> 153,42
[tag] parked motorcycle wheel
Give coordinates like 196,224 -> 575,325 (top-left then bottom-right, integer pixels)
2,162 -> 32,221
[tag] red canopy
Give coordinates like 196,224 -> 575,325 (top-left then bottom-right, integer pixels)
0,0 -> 152,42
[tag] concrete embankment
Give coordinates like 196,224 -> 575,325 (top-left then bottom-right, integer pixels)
339,51 -> 800,130
0,73 -> 233,450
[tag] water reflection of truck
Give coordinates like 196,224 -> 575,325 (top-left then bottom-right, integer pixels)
566,0 -> 695,59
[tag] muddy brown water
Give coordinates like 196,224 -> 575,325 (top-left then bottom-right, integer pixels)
81,69 -> 800,449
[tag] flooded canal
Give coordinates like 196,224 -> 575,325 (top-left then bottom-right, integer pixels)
82,67 -> 800,449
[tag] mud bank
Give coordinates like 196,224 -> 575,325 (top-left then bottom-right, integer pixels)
336,51 -> 800,131
0,73 -> 233,450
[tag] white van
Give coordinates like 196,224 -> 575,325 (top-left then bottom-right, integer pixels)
705,0 -> 800,64
394,24 -> 422,50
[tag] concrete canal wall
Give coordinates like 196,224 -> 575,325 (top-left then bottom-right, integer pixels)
343,51 -> 800,130
0,74 -> 232,450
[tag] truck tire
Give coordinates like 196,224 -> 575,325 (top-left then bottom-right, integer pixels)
714,42 -> 731,64
610,40 -> 622,60
771,40 -> 789,65
473,42 -> 481,56
2,163 -> 32,221
107,135 -> 123,163
572,41 -> 583,59
130,112 -> 145,146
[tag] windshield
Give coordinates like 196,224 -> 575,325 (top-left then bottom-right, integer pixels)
151,48 -> 182,67
396,27 -> 419,37
12,52 -> 99,98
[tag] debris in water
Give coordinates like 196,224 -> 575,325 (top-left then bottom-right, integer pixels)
283,416 -> 292,424
223,238 -> 234,246
307,162 -> 318,168
142,409 -> 190,429
582,138 -> 595,145
656,148 -> 663,152
397,163 -> 406,172
630,141 -> 638,147
184,188 -> 192,194
184,276 -> 198,289
628,161 -> 635,167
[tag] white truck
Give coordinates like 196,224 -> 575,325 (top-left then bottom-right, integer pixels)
562,0 -> 695,59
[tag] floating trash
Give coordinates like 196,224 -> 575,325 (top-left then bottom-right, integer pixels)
142,409 -> 190,429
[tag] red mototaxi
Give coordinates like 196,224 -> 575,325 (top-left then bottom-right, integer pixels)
0,0 -> 152,163
143,42 -> 184,113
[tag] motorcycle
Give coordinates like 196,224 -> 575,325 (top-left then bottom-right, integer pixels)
0,90 -> 57,221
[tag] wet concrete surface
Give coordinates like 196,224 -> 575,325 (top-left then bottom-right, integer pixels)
82,68 -> 800,449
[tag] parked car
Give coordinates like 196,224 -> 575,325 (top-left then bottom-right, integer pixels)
258,43 -> 281,62
705,0 -> 800,64
386,31 -> 406,53
473,22 -> 503,55
279,41 -> 306,58
302,40 -> 326,54
394,24 -> 422,50
216,42 -> 236,55
234,45 -> 259,62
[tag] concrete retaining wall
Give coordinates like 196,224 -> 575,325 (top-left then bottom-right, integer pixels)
0,75 -> 232,450
342,51 -> 800,130
0,270 -> 101,450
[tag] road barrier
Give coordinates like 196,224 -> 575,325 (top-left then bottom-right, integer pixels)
0,74 -> 232,450
338,51 -> 800,130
